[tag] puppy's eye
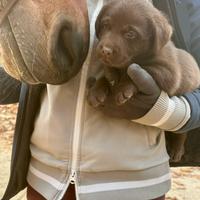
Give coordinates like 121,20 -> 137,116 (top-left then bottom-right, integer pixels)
100,17 -> 111,31
101,22 -> 110,30
124,30 -> 137,40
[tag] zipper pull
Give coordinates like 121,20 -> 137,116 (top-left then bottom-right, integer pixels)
70,170 -> 76,184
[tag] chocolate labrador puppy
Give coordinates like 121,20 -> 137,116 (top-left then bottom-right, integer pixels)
88,0 -> 200,161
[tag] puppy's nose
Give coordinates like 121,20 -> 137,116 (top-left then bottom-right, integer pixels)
101,46 -> 113,58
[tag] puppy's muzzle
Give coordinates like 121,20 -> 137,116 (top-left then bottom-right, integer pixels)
98,44 -> 115,61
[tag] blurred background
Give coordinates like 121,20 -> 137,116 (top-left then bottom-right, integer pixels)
0,104 -> 200,200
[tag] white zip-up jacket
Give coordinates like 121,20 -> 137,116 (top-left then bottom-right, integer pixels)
27,0 -> 191,199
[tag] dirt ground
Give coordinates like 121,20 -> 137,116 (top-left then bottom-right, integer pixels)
0,104 -> 200,200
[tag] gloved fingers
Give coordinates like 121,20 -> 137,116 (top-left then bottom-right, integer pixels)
127,63 -> 160,95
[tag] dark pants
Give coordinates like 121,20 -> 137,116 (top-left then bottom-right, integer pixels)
27,184 -> 165,200
27,184 -> 76,200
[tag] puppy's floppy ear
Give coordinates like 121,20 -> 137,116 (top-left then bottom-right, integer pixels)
95,9 -> 103,38
151,11 -> 173,53
95,1 -> 113,38
95,6 -> 108,38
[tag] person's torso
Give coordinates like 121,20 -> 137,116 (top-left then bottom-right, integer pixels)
27,1 -> 170,199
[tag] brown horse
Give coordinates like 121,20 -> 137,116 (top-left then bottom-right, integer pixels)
0,0 -> 89,84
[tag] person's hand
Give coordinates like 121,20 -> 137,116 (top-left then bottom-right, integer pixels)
96,64 -> 161,120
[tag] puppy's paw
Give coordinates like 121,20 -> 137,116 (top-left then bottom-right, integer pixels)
169,146 -> 185,162
115,84 -> 136,105
87,78 -> 109,108
88,89 -> 108,107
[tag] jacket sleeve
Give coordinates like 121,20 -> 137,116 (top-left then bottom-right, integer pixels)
133,88 -> 200,133
176,89 -> 200,132
0,67 -> 21,104
132,91 -> 191,131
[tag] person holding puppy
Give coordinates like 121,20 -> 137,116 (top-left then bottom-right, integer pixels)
0,0 -> 200,200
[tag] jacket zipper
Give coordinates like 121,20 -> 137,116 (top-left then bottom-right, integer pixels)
55,1 -> 103,197
69,0 -> 104,187
70,170 -> 76,184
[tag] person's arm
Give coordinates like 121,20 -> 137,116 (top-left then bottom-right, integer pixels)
125,64 -> 191,132
126,66 -> 200,133
132,90 -> 191,132
0,67 -> 21,104
97,64 -> 191,132
133,86 -> 200,133
92,63 -> 198,133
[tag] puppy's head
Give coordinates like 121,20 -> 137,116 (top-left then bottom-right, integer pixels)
95,0 -> 172,68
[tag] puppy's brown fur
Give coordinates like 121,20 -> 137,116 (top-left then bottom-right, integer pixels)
88,0 -> 200,162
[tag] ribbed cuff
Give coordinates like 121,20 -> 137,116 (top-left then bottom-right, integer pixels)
132,91 -> 191,131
